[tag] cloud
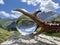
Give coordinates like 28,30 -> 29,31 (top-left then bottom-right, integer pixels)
40,0 -> 60,12
11,10 -> 23,18
21,9 -> 28,12
0,11 -> 10,17
0,0 -> 4,4
21,0 -> 60,12
0,11 -> 22,18
0,9 -> 28,19
21,0 -> 27,2
21,0 -> 38,6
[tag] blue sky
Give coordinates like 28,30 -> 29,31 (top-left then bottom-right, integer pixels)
0,0 -> 39,12
0,0 -> 60,18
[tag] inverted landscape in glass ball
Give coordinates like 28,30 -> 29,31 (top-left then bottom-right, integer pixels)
16,17 -> 37,35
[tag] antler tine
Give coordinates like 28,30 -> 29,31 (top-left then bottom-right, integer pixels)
33,9 -> 41,17
13,9 -> 31,16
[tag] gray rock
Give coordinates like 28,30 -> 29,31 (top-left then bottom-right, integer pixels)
1,34 -> 60,45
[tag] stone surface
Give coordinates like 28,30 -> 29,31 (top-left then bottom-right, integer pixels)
1,34 -> 60,45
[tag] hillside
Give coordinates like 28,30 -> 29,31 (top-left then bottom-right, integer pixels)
55,16 -> 60,21
0,18 -> 13,28
0,18 -> 19,43
0,28 -> 19,43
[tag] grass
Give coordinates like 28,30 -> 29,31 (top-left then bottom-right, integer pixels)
0,28 -> 20,43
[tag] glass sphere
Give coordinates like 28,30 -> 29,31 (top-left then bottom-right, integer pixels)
16,16 -> 37,35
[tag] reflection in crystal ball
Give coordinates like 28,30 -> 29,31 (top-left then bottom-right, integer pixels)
16,20 -> 37,35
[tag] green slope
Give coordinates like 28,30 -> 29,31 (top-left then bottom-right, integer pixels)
55,17 -> 60,21
0,28 -> 19,43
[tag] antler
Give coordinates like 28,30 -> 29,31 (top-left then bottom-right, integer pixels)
14,8 -> 60,36
14,9 -> 45,27
14,9 -> 32,17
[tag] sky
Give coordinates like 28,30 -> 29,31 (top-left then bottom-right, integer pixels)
0,0 -> 60,19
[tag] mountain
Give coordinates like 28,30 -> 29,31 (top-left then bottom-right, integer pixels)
7,21 -> 17,31
37,11 -> 60,22
0,18 -> 13,28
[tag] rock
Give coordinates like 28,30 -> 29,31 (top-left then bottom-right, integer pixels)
1,34 -> 60,45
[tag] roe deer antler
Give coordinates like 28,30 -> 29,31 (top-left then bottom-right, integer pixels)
14,9 -> 60,36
